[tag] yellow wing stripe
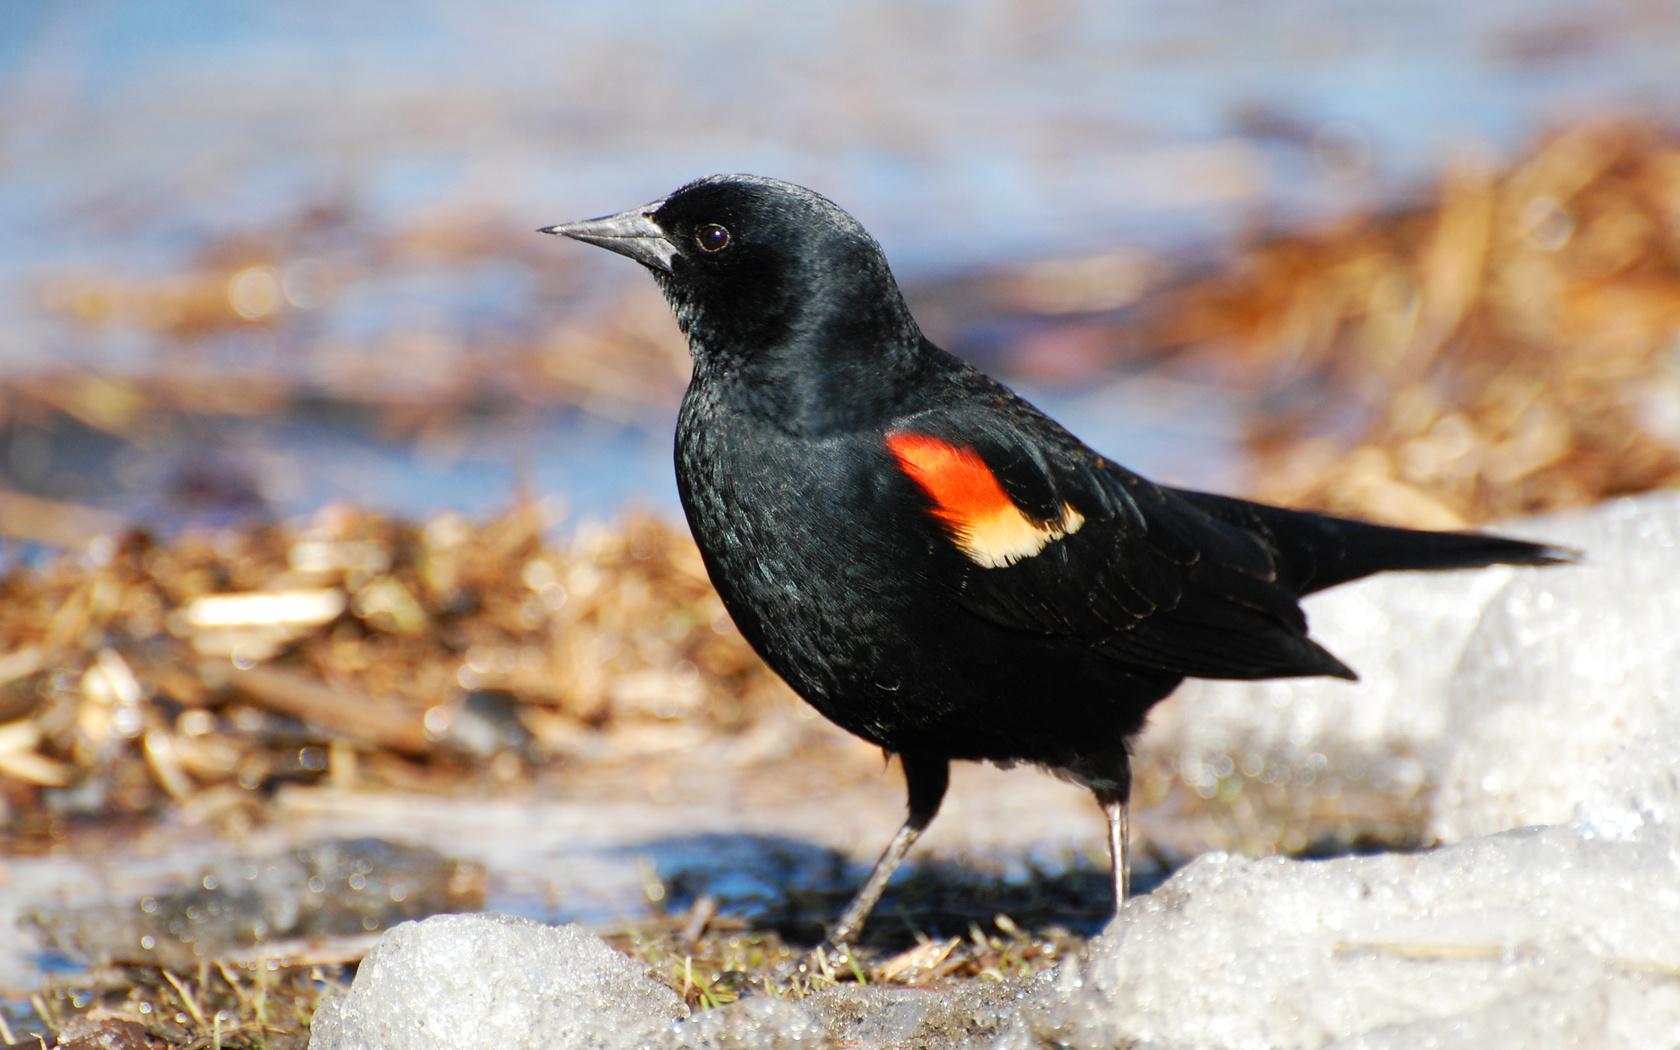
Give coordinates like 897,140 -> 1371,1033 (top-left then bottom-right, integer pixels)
886,431 -> 1084,568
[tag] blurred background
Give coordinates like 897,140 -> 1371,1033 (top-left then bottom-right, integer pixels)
6,0 -> 1680,543
4,0 -> 1680,1038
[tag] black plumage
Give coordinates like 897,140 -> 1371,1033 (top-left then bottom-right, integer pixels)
542,175 -> 1576,945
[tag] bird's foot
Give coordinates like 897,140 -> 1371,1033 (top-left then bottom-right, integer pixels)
765,940 -> 867,991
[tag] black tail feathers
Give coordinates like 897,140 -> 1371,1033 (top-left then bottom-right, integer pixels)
1296,520 -> 1580,595
1171,487 -> 1581,596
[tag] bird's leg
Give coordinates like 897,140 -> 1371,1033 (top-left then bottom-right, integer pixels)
1100,794 -> 1129,908
1094,758 -> 1134,917
827,753 -> 950,947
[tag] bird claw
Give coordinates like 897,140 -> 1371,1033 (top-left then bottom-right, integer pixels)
765,940 -> 863,990
813,940 -> 858,975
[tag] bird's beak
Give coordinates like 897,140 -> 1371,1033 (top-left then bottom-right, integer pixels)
538,199 -> 677,273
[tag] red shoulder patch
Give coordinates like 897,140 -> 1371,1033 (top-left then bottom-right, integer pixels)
884,432 -> 1014,529
885,431 -> 1084,569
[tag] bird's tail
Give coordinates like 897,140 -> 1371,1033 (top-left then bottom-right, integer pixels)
1172,489 -> 1581,596
1288,516 -> 1580,595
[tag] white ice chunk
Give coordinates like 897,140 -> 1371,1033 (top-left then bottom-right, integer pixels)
1324,981 -> 1672,1050
1024,823 -> 1680,1049
307,913 -> 685,1050
1575,718 -> 1680,846
1140,493 -> 1679,845
1429,493 -> 1680,841
1141,561 -> 1515,807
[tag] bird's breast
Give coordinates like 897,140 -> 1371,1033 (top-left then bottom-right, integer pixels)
673,392 -> 937,711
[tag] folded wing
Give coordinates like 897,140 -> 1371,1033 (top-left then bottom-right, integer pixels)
884,407 -> 1358,683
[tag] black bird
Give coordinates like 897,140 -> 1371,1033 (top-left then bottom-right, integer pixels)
541,175 -> 1576,945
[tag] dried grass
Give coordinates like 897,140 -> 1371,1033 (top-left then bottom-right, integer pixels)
0,504 -> 785,837
1142,121 -> 1680,525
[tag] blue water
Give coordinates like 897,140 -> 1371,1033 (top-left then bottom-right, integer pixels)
6,0 -> 1677,274
2,0 -> 1677,525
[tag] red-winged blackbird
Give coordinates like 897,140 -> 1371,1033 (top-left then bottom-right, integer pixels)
542,175 -> 1576,945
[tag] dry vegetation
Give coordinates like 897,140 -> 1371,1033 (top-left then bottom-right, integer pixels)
0,506 -> 784,837
1148,121 -> 1680,525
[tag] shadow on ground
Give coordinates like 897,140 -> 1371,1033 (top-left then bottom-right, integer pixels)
618,831 -> 1175,950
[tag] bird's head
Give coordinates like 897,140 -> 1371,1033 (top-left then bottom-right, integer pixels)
543,176 -> 926,423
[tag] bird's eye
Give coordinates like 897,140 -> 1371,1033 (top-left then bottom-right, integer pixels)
696,224 -> 731,253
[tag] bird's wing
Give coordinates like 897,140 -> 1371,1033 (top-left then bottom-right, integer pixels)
881,404 -> 1355,682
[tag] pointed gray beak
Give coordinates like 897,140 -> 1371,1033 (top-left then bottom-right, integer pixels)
539,199 -> 677,273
